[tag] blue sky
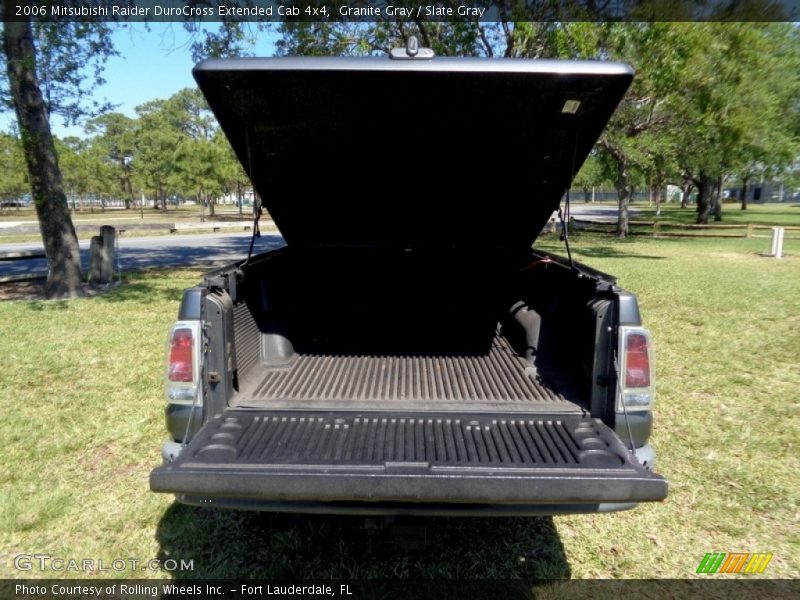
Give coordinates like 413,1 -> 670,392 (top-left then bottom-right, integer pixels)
0,23 -> 277,138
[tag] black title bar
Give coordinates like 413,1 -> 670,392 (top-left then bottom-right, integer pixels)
5,0 -> 800,22
2,579 -> 800,600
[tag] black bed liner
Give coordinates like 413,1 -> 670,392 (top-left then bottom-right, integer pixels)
232,334 -> 579,413
150,410 -> 667,504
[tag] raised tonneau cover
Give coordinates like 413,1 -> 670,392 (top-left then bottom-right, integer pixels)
193,57 -> 633,253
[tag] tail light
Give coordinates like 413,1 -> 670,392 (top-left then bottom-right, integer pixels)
166,321 -> 201,404
168,329 -> 194,382
617,326 -> 655,410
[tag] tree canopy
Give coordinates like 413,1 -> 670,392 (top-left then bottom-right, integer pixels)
273,21 -> 800,231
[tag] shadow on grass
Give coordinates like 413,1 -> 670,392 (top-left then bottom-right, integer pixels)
19,274 -> 186,309
25,299 -> 70,311
573,247 -> 666,260
96,278 -> 186,304
155,503 -> 571,585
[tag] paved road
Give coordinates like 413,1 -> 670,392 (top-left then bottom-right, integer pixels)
561,202 -> 637,223
0,203 -> 632,280
0,232 -> 286,280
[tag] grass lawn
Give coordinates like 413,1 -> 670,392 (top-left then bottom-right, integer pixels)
0,208 -> 267,245
1,233 -> 798,582
634,201 -> 800,228
0,205 -> 225,222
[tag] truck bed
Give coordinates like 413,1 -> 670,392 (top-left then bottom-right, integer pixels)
231,329 -> 580,413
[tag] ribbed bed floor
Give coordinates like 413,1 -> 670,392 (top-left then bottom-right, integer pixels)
234,335 -> 579,412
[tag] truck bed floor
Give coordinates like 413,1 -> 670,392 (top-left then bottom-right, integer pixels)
233,334 -> 581,413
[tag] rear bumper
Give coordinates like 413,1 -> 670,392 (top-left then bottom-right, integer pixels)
152,466 -> 666,504
174,496 -> 639,516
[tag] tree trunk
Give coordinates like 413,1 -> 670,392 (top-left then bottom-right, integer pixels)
712,176 -> 723,222
121,173 -> 131,210
681,181 -> 692,209
739,176 -> 749,210
126,177 -> 134,210
615,163 -> 631,238
207,192 -> 216,217
3,16 -> 83,298
696,174 -> 713,224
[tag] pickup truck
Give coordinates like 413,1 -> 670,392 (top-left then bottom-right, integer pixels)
150,48 -> 668,516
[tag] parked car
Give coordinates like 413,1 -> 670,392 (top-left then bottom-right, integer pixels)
0,199 -> 28,208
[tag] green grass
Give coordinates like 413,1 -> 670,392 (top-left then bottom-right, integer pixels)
634,201 -> 800,228
0,205 -> 220,222
536,232 -> 800,579
1,233 -> 799,581
0,208 -> 264,245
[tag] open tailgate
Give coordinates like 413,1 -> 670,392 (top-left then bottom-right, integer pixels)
151,410 -> 667,504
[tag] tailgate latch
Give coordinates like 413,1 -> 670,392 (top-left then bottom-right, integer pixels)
384,461 -> 431,473
390,37 -> 435,60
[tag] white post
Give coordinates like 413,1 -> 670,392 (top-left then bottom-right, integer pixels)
770,227 -> 785,259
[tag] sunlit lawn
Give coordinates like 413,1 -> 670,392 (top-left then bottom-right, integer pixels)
635,201 -> 800,228
1,230 -> 798,582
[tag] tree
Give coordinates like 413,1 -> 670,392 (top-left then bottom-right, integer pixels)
133,98 -> 183,211
1,21 -> 116,123
85,113 -> 137,209
673,23 -> 800,223
735,25 -> 800,210
274,21 -> 578,59
55,136 -> 92,211
1,16 -> 115,297
3,18 -> 80,297
0,133 -> 28,206
56,135 -> 116,211
571,154 -> 606,203
167,89 -> 233,216
214,130 -> 250,216
133,88 -> 220,211
592,23 -> 690,237
172,136 -> 226,216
